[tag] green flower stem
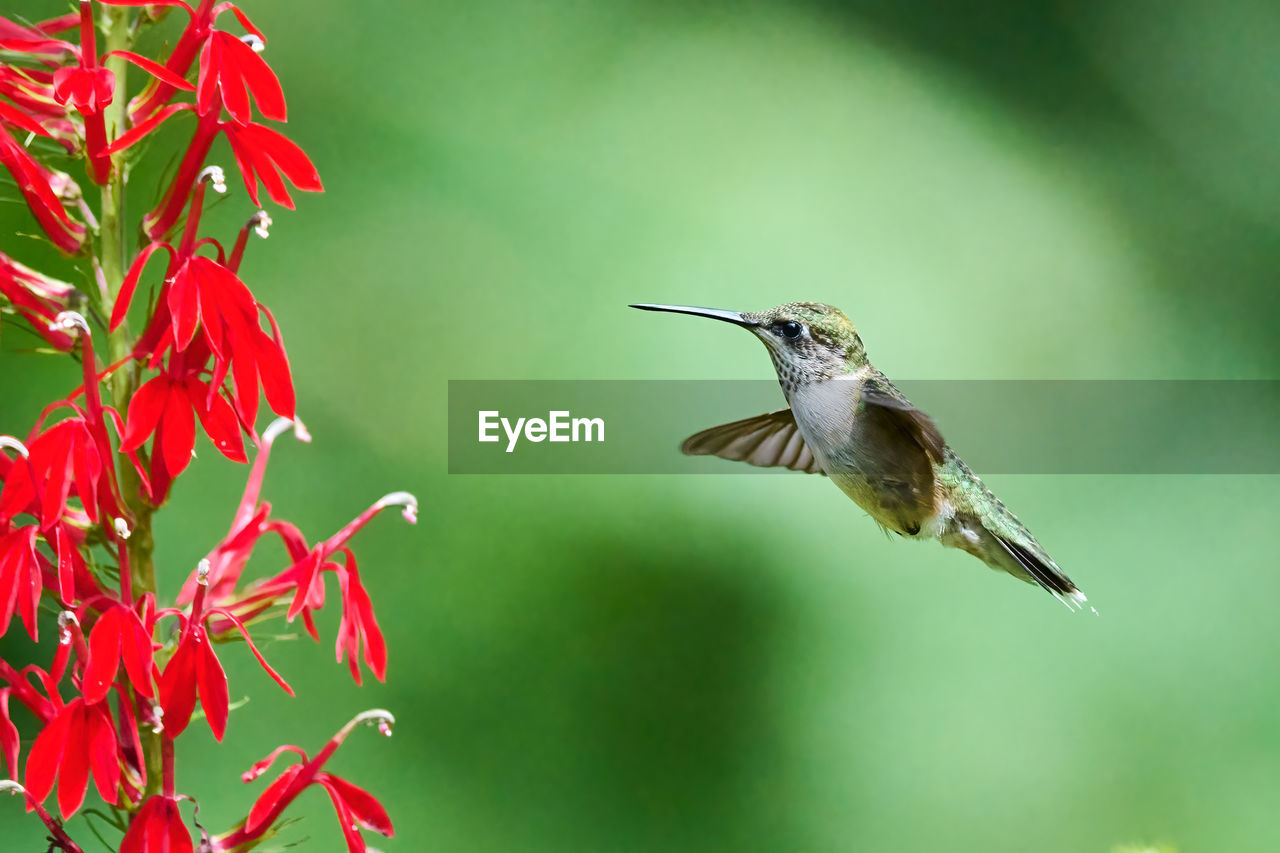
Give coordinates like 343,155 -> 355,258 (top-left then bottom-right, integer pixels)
98,3 -> 162,801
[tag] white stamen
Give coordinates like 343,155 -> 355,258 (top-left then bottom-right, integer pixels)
151,704 -> 165,734
196,558 -> 211,584
263,417 -> 293,444
0,436 -> 29,458
250,210 -> 272,239
199,165 -> 227,194
353,708 -> 395,736
375,491 -> 417,524
0,780 -> 27,796
263,416 -> 311,445
114,517 -> 132,540
241,34 -> 265,53
57,611 -> 79,644
49,310 -> 90,335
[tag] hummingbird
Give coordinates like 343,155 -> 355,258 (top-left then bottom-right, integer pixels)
630,302 -> 1089,610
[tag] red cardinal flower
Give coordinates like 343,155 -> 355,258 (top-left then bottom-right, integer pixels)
112,177 -> 297,438
82,601 -> 156,703
158,561 -> 291,740
0,65 -> 78,149
120,369 -> 247,480
123,0 -> 264,126
286,492 -> 417,624
0,101 -> 86,253
46,0 -> 192,184
24,696 -> 123,818
221,119 -> 319,209
159,611 -> 228,739
0,524 -> 44,640
178,417 -> 309,610
197,29 -> 285,125
0,253 -> 77,348
119,795 -> 192,853
219,710 -> 395,852
107,26 -> 319,239
0,413 -> 105,529
0,7 -> 409,851
332,551 -> 388,685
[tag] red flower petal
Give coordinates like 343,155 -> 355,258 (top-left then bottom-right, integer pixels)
224,124 -> 263,206
225,33 -> 285,121
160,382 -> 196,477
87,702 -> 121,805
246,764 -> 302,833
230,329 -> 261,425
243,134 -> 294,208
83,607 -> 123,704
322,773 -> 394,837
0,135 -> 86,253
22,700 -> 72,802
112,241 -> 172,331
121,376 -> 170,452
56,703 -> 90,818
0,691 -> 20,780
248,123 -> 322,191
106,50 -> 195,92
119,795 -> 160,853
0,98 -> 52,136
195,626 -> 229,740
104,102 -> 190,155
39,440 -> 73,529
255,328 -> 295,418
207,607 -> 294,696
187,378 -> 247,463
167,259 -> 203,351
164,798 -> 195,853
158,633 -> 198,736
215,45 -> 252,127
195,35 -> 217,116
319,777 -> 367,853
120,607 -> 156,698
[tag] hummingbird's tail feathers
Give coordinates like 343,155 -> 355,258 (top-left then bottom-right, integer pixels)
995,535 -> 1088,612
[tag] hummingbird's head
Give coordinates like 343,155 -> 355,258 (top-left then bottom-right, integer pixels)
630,302 -> 866,392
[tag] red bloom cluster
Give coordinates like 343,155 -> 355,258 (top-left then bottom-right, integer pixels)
1,4 -> 409,852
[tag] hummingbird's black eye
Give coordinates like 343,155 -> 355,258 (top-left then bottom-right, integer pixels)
778,321 -> 803,340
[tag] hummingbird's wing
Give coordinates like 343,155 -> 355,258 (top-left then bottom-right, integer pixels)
843,378 -> 948,535
681,409 -> 825,474
857,381 -> 946,463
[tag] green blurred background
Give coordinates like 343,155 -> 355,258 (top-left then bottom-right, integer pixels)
4,1 -> 1280,850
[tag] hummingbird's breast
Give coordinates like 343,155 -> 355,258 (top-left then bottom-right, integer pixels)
788,372 -> 945,537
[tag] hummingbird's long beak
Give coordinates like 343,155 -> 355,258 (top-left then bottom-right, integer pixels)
629,304 -> 757,327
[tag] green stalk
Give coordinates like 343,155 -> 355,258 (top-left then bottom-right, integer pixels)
98,3 -> 162,800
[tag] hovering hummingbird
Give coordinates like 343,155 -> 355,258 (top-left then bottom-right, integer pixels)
631,302 -> 1089,610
